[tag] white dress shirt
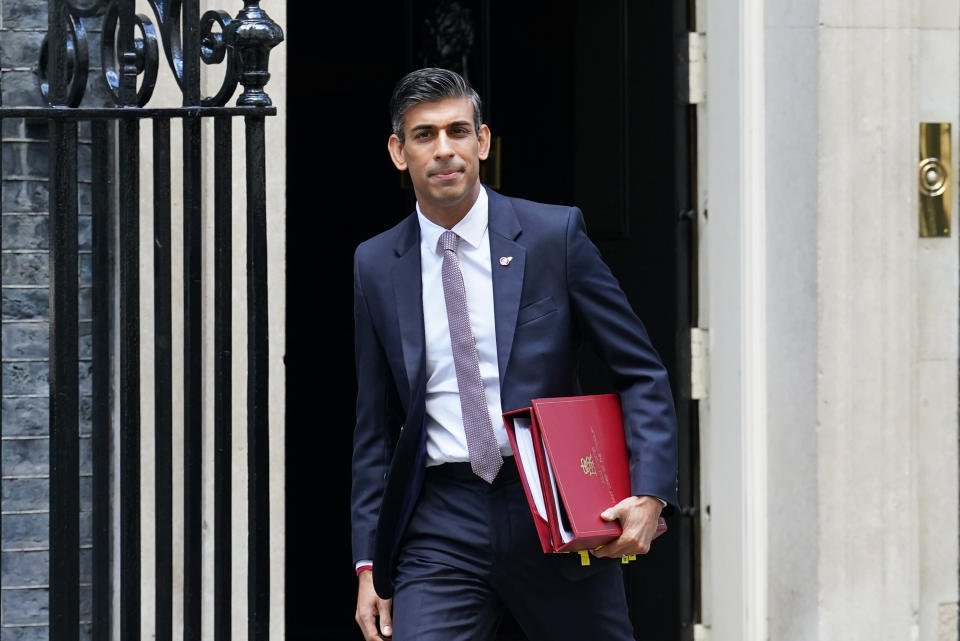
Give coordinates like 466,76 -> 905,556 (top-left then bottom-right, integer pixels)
416,188 -> 513,466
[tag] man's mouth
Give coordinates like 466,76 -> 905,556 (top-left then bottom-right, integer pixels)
430,169 -> 462,180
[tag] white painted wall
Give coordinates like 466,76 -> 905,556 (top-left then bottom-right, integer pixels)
702,0 -> 753,638
701,0 -> 959,639
817,1 -> 958,639
817,9 -> 921,641
764,1 -> 820,640
915,7 -> 960,641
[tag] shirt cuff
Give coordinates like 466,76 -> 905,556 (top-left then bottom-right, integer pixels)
641,495 -> 667,508
355,560 -> 373,576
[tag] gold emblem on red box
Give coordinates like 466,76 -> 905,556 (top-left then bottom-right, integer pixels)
580,455 -> 597,476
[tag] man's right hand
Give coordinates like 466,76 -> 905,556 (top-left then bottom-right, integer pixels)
356,570 -> 393,640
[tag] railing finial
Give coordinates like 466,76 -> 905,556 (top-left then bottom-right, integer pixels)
225,0 -> 284,107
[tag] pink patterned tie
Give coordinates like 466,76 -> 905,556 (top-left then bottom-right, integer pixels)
439,231 -> 503,483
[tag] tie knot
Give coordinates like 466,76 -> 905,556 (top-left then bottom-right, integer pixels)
439,230 -> 459,253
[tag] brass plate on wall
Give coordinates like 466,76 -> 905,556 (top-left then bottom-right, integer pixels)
919,122 -> 951,237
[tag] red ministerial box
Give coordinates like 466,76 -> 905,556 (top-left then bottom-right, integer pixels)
503,394 -> 667,553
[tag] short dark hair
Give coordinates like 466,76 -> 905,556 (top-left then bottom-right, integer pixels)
389,67 -> 483,142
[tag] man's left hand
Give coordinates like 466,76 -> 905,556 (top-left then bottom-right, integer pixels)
592,495 -> 663,558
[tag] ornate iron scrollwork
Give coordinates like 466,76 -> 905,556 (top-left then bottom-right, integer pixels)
200,10 -> 239,106
145,0 -> 184,90
101,5 -> 160,106
37,0 -> 283,107
64,0 -> 112,18
63,0 -> 112,17
38,5 -> 90,107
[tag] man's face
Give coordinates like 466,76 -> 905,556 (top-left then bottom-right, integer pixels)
388,97 -> 490,217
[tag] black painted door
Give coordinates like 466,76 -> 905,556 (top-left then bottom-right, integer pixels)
286,2 -> 696,639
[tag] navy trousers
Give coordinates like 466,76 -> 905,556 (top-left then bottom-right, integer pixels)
392,461 -> 637,641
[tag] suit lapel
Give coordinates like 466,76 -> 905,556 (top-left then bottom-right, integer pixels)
487,188 -> 525,384
391,214 -> 425,399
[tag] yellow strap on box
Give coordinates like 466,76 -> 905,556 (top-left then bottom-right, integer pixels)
578,550 -> 591,566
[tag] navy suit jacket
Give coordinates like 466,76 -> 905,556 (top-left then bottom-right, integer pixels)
351,187 -> 678,598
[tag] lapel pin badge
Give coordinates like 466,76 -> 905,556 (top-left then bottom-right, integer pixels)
499,256 -> 513,266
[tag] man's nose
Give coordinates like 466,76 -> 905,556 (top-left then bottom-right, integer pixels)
434,132 -> 454,158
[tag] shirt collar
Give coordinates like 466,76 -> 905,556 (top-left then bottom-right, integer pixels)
417,186 -> 489,253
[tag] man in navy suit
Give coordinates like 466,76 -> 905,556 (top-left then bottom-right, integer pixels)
352,68 -> 678,641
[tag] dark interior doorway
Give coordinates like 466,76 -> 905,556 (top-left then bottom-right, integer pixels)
286,2 -> 695,639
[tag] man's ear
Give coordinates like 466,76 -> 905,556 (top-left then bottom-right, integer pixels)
387,134 -> 407,171
477,124 -> 491,161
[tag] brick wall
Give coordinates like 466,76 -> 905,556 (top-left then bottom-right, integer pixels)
1,2 -> 105,638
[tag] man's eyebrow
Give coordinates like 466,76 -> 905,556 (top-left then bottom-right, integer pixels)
409,121 -> 473,132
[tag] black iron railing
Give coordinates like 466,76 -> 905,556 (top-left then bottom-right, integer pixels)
1,1 -> 283,639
